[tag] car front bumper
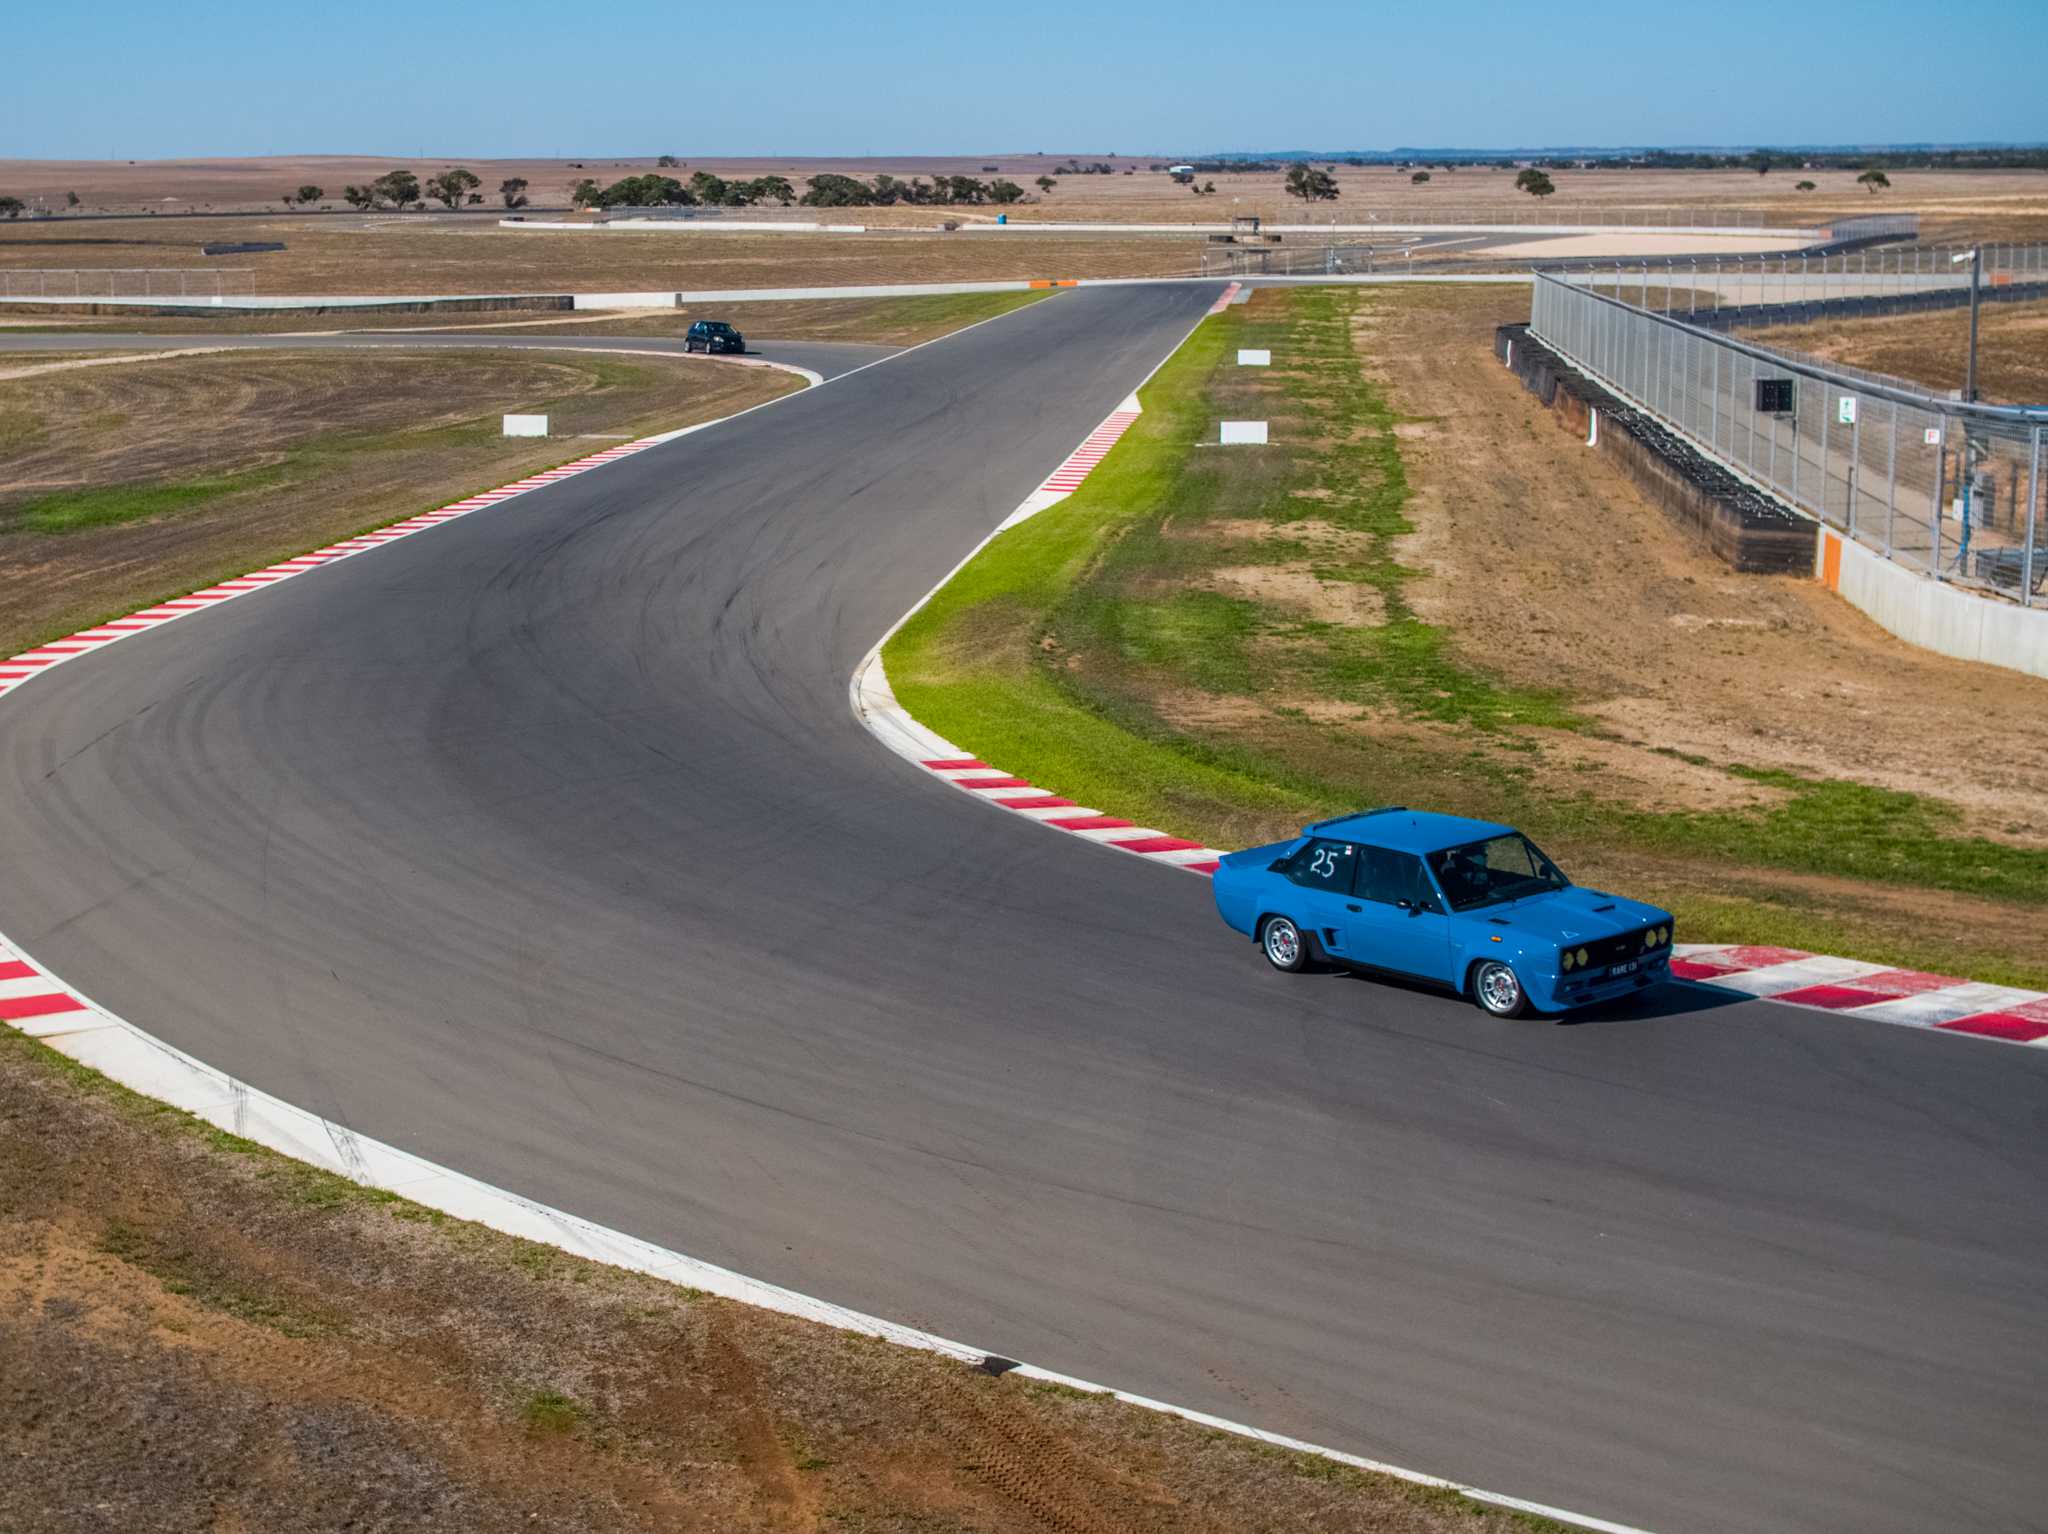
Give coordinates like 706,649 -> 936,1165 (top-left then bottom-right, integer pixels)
1534,952 -> 1672,1012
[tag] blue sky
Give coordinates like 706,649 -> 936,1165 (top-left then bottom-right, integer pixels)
7,0 -> 2045,159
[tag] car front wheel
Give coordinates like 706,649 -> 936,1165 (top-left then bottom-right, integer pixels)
1472,960 -> 1527,1018
1260,916 -> 1310,973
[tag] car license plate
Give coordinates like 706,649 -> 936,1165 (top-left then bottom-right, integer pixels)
1610,959 -> 1639,976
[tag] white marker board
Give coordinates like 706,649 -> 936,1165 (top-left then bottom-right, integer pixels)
1220,421 -> 1268,445
1237,349 -> 1271,366
503,414 -> 548,437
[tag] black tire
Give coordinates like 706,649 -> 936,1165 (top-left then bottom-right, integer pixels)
1471,959 -> 1528,1018
1259,915 -> 1311,974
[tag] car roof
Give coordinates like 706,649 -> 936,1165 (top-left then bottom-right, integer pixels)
1305,807 -> 1515,854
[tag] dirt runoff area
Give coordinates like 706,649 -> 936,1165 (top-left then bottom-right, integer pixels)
0,346 -> 795,656
1741,297 -> 2048,405
0,1030 -> 1553,1534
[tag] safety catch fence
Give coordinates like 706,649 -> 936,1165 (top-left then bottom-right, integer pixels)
1529,273 -> 2047,607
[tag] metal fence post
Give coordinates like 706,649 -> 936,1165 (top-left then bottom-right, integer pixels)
1932,422 -> 1947,580
1884,404 -> 1897,555
1846,400 -> 1861,537
2027,426 -> 2041,607
1790,379 -> 1802,506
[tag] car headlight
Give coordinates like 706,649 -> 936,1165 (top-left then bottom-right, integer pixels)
1575,947 -> 1589,968
1561,949 -> 1576,971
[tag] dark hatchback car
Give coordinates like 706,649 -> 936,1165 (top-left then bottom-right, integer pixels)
683,319 -> 745,355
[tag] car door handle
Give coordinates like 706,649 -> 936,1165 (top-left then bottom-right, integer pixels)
1346,903 -> 1361,911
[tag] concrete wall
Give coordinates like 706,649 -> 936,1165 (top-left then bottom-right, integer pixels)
1818,529 -> 2048,680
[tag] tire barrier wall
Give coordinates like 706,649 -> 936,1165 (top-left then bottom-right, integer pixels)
1496,324 -> 1816,575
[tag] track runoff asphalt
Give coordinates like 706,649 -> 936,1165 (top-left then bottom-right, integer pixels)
1,284 -> 2042,1534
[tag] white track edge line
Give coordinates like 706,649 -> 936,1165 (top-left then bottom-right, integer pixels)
0,927 -> 1653,1534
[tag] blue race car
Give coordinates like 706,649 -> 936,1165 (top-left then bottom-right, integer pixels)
1211,807 -> 1673,1017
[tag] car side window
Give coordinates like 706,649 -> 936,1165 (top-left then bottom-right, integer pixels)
1359,848 -> 1439,911
1285,839 -> 1357,895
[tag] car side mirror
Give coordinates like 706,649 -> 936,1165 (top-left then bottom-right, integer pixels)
1399,900 -> 1429,916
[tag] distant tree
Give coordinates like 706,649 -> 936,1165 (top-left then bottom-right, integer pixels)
689,171 -> 730,205
597,174 -> 694,207
467,192 -> 483,204
799,173 -> 873,207
0,196 -> 24,219
370,170 -> 421,208
294,184 -> 324,207
1411,171 -> 1430,184
66,190 -> 80,208
656,154 -> 681,168
1751,152 -> 1774,176
425,167 -> 481,208
1035,175 -> 1056,194
1795,179 -> 1816,191
746,174 -> 795,205
341,184 -> 374,210
1284,163 -> 1339,203
500,177 -> 529,208
1857,168 -> 1891,194
989,179 -> 1026,204
571,178 -> 604,208
1515,168 -> 1556,198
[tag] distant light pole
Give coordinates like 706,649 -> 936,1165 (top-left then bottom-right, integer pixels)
1952,247 -> 1982,401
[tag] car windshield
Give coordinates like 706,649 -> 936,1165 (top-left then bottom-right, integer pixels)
1426,834 -> 1568,912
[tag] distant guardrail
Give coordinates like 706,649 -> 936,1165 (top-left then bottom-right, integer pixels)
0,268 -> 259,299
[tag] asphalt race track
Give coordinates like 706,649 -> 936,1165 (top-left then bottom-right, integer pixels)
2,286 -> 2044,1534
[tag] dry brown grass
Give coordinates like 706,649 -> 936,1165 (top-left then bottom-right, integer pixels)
7,154 -> 2046,236
0,347 -> 795,656
0,215 -> 1202,296
0,1025 -> 1560,1534
1740,297 -> 2048,405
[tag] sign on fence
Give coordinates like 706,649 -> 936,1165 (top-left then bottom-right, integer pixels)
1755,378 -> 1794,413
1837,397 -> 1858,425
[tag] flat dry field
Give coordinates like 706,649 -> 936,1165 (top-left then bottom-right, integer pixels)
7,154 -> 2046,236
1743,298 -> 2048,405
0,346 -> 795,656
0,1024 -> 1562,1534
0,215 -> 1203,295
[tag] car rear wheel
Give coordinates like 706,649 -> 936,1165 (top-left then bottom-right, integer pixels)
1472,960 -> 1527,1018
1260,915 -> 1310,974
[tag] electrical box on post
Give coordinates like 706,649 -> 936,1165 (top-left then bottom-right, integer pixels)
1755,378 -> 1795,413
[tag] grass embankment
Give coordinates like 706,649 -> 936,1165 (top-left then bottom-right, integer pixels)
0,1024 -> 1569,1533
886,286 -> 2048,986
0,348 -> 796,657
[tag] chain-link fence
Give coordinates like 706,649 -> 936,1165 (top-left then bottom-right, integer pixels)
0,269 -> 259,300
1324,203 -> 1829,230
1571,243 -> 2048,318
1530,272 -> 2047,606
